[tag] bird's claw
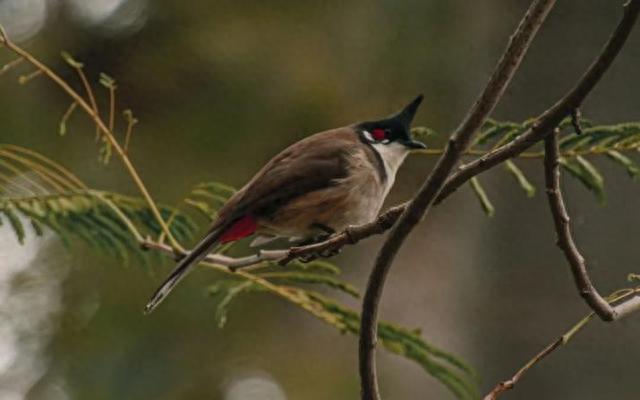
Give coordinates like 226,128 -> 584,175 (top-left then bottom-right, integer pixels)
298,246 -> 341,263
299,254 -> 318,263
318,247 -> 341,258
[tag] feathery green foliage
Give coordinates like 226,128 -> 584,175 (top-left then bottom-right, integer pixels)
469,177 -> 495,217
415,119 -> 640,213
3,29 -> 640,400
183,181 -> 237,220
206,276 -> 479,399
179,184 -> 481,400
0,144 -> 196,261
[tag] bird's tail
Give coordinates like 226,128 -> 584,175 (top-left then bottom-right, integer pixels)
144,228 -> 223,314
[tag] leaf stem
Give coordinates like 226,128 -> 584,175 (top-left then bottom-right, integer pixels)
0,29 -> 182,251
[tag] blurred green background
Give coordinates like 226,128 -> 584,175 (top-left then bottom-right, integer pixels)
1,0 -> 640,399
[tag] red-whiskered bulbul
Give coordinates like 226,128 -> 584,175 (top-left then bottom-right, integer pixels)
145,95 -> 425,313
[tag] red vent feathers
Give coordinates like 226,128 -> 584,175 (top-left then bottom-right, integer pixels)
219,215 -> 257,243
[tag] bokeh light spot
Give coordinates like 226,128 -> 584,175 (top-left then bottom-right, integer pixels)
0,0 -> 48,42
224,375 -> 287,400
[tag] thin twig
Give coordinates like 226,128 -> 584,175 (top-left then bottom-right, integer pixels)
0,149 -> 69,192
570,108 -> 584,135
123,110 -> 138,154
0,28 -> 182,250
72,63 -> 101,141
359,1 -> 558,399
141,238 -> 287,269
137,238 -> 350,326
18,69 -> 42,84
0,158 -> 49,193
108,85 -> 116,133
484,287 -> 640,400
0,57 -> 23,76
59,102 -> 78,136
2,144 -> 88,189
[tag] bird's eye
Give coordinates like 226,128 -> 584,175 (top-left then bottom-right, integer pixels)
371,129 -> 387,141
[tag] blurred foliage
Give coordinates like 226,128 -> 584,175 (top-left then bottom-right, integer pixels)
0,142 -> 482,398
0,144 -> 195,262
414,119 -> 640,215
207,274 -> 479,399
3,96 -> 640,399
183,178 -> 481,398
1,2 -> 639,399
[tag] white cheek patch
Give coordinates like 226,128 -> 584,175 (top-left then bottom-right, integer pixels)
362,130 -> 375,142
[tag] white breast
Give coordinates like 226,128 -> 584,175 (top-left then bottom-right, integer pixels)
334,143 -> 409,228
371,142 -> 410,197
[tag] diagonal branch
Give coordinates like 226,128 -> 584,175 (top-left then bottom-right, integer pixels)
543,132 -> 616,320
359,1 -> 558,399
436,0 -> 640,204
141,238 -> 288,270
544,131 -> 640,321
0,25 -> 182,251
483,286 -> 640,400
260,0 -> 640,280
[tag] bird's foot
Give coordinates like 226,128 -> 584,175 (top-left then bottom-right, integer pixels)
296,232 -> 342,262
318,246 -> 342,258
299,253 -> 319,263
298,246 -> 341,263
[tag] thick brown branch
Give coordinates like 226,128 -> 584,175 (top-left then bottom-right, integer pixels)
261,0 -> 640,279
436,0 -> 640,204
359,1 -> 558,399
279,204 -> 405,265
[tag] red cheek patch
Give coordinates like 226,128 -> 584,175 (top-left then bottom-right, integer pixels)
220,215 -> 257,243
371,129 -> 386,141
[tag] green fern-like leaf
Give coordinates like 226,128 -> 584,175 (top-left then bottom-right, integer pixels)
0,144 -> 196,260
416,119 -> 640,212
209,280 -> 259,328
184,181 -> 236,221
504,160 -> 536,197
559,156 -> 606,204
469,177 -> 494,217
205,278 -> 479,399
606,150 -> 640,179
258,271 -> 360,298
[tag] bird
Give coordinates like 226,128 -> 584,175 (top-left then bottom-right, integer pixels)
144,95 -> 426,313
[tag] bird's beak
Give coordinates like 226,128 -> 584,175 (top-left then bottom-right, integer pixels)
400,139 -> 427,149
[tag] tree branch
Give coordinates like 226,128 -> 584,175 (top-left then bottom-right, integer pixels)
359,1 -> 558,399
218,0 -> 640,279
544,129 -> 640,321
543,132 -> 616,320
483,286 -> 640,400
0,25 -> 182,251
436,0 -> 640,204
141,238 -> 287,270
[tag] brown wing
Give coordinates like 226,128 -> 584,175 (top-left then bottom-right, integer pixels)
210,127 -> 359,230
